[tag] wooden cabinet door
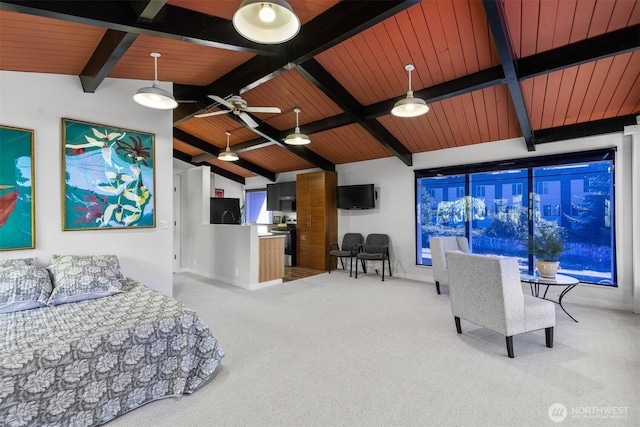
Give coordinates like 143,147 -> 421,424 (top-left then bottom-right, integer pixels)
296,171 -> 336,271
266,183 -> 278,211
296,174 -> 313,268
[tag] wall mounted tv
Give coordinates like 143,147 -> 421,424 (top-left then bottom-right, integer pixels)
336,184 -> 376,209
210,197 -> 241,224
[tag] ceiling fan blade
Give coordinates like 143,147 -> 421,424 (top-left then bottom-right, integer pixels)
208,95 -> 235,110
194,110 -> 230,118
245,106 -> 281,114
239,112 -> 259,128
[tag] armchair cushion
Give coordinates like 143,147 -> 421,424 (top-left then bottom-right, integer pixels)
445,252 -> 555,337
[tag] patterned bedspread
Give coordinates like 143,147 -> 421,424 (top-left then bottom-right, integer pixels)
0,279 -> 224,426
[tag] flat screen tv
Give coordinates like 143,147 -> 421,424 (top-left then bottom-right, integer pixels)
336,184 -> 376,209
210,198 -> 241,224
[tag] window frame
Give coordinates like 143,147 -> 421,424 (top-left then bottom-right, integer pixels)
415,148 -> 617,286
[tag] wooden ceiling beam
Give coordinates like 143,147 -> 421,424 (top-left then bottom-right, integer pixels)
231,113 -> 355,153
79,1 -> 167,93
534,115 -> 638,144
174,1 -> 421,118
363,66 -> 506,119
298,59 -> 413,166
224,113 -> 336,172
519,25 -> 640,79
173,129 -> 276,181
173,149 -> 246,185
483,0 -> 535,152
0,1 -> 282,56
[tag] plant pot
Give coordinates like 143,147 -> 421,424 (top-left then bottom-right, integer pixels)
536,260 -> 560,278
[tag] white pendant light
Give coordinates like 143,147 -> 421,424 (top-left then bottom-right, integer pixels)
284,108 -> 310,145
133,52 -> 178,110
233,0 -> 301,44
391,64 -> 429,118
218,132 -> 239,161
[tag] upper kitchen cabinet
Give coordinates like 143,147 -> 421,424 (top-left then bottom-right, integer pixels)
267,181 -> 296,211
296,171 -> 337,271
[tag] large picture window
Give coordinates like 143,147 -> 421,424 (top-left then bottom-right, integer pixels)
416,149 -> 616,286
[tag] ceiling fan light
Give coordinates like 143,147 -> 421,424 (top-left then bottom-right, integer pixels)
218,148 -> 239,162
133,82 -> 178,110
391,92 -> 429,118
233,0 -> 300,44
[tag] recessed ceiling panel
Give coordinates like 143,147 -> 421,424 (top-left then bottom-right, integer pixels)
378,84 -> 521,153
109,35 -> 254,86
315,0 -> 500,106
238,145 -> 316,173
173,139 -> 203,156
503,0 -> 640,58
241,68 -> 343,131
521,51 -> 640,130
206,158 -> 256,178
306,124 -> 392,164
177,115 -> 263,148
0,11 -> 105,74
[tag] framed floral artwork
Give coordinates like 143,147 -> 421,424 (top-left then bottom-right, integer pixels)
62,119 -> 155,230
0,125 -> 35,250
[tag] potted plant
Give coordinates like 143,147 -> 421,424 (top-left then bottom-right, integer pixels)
527,220 -> 566,278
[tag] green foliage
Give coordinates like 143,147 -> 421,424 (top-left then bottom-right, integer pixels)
527,219 -> 566,261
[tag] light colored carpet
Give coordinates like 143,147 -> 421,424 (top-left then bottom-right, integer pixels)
107,271 -> 640,426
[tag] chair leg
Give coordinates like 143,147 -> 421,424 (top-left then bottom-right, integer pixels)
545,327 -> 554,348
387,256 -> 392,277
506,336 -> 514,358
455,316 -> 462,333
435,281 -> 441,295
355,258 -> 359,278
328,255 -> 332,274
349,256 -> 353,277
381,258 -> 385,281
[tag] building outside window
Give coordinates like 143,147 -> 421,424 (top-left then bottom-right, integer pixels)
415,150 -> 616,286
245,190 -> 271,224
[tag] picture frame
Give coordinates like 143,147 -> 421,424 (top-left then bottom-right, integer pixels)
62,118 -> 155,230
0,125 -> 35,250
214,189 -> 224,198
272,216 -> 281,224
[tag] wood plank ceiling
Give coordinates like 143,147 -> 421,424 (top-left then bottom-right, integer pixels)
0,0 -> 638,184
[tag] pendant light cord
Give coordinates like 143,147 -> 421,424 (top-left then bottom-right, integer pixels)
151,52 -> 161,82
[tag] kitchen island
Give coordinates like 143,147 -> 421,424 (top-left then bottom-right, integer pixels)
259,234 -> 285,282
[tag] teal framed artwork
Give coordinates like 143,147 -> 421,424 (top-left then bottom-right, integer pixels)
62,119 -> 155,230
0,125 -> 35,251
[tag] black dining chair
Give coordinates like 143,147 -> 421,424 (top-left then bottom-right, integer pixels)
328,233 -> 364,277
355,234 -> 392,281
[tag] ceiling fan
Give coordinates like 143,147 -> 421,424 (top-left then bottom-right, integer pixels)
194,95 -> 281,128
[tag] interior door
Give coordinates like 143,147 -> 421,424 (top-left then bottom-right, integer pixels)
173,174 -> 181,272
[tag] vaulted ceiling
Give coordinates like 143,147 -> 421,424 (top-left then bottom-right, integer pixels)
1,0 -> 638,184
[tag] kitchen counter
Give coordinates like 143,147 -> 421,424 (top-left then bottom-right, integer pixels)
259,234 -> 285,282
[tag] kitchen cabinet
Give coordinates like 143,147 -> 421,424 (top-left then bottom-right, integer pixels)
266,181 -> 296,211
266,183 -> 278,211
296,171 -> 337,271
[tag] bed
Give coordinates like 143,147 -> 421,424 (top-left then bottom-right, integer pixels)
0,256 -> 224,426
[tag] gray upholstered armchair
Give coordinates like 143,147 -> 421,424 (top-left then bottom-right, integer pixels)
328,233 -> 364,277
445,252 -> 556,358
429,236 -> 470,294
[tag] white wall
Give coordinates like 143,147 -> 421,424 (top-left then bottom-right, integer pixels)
179,166 -> 261,288
0,71 -> 174,296
336,133 -> 635,312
